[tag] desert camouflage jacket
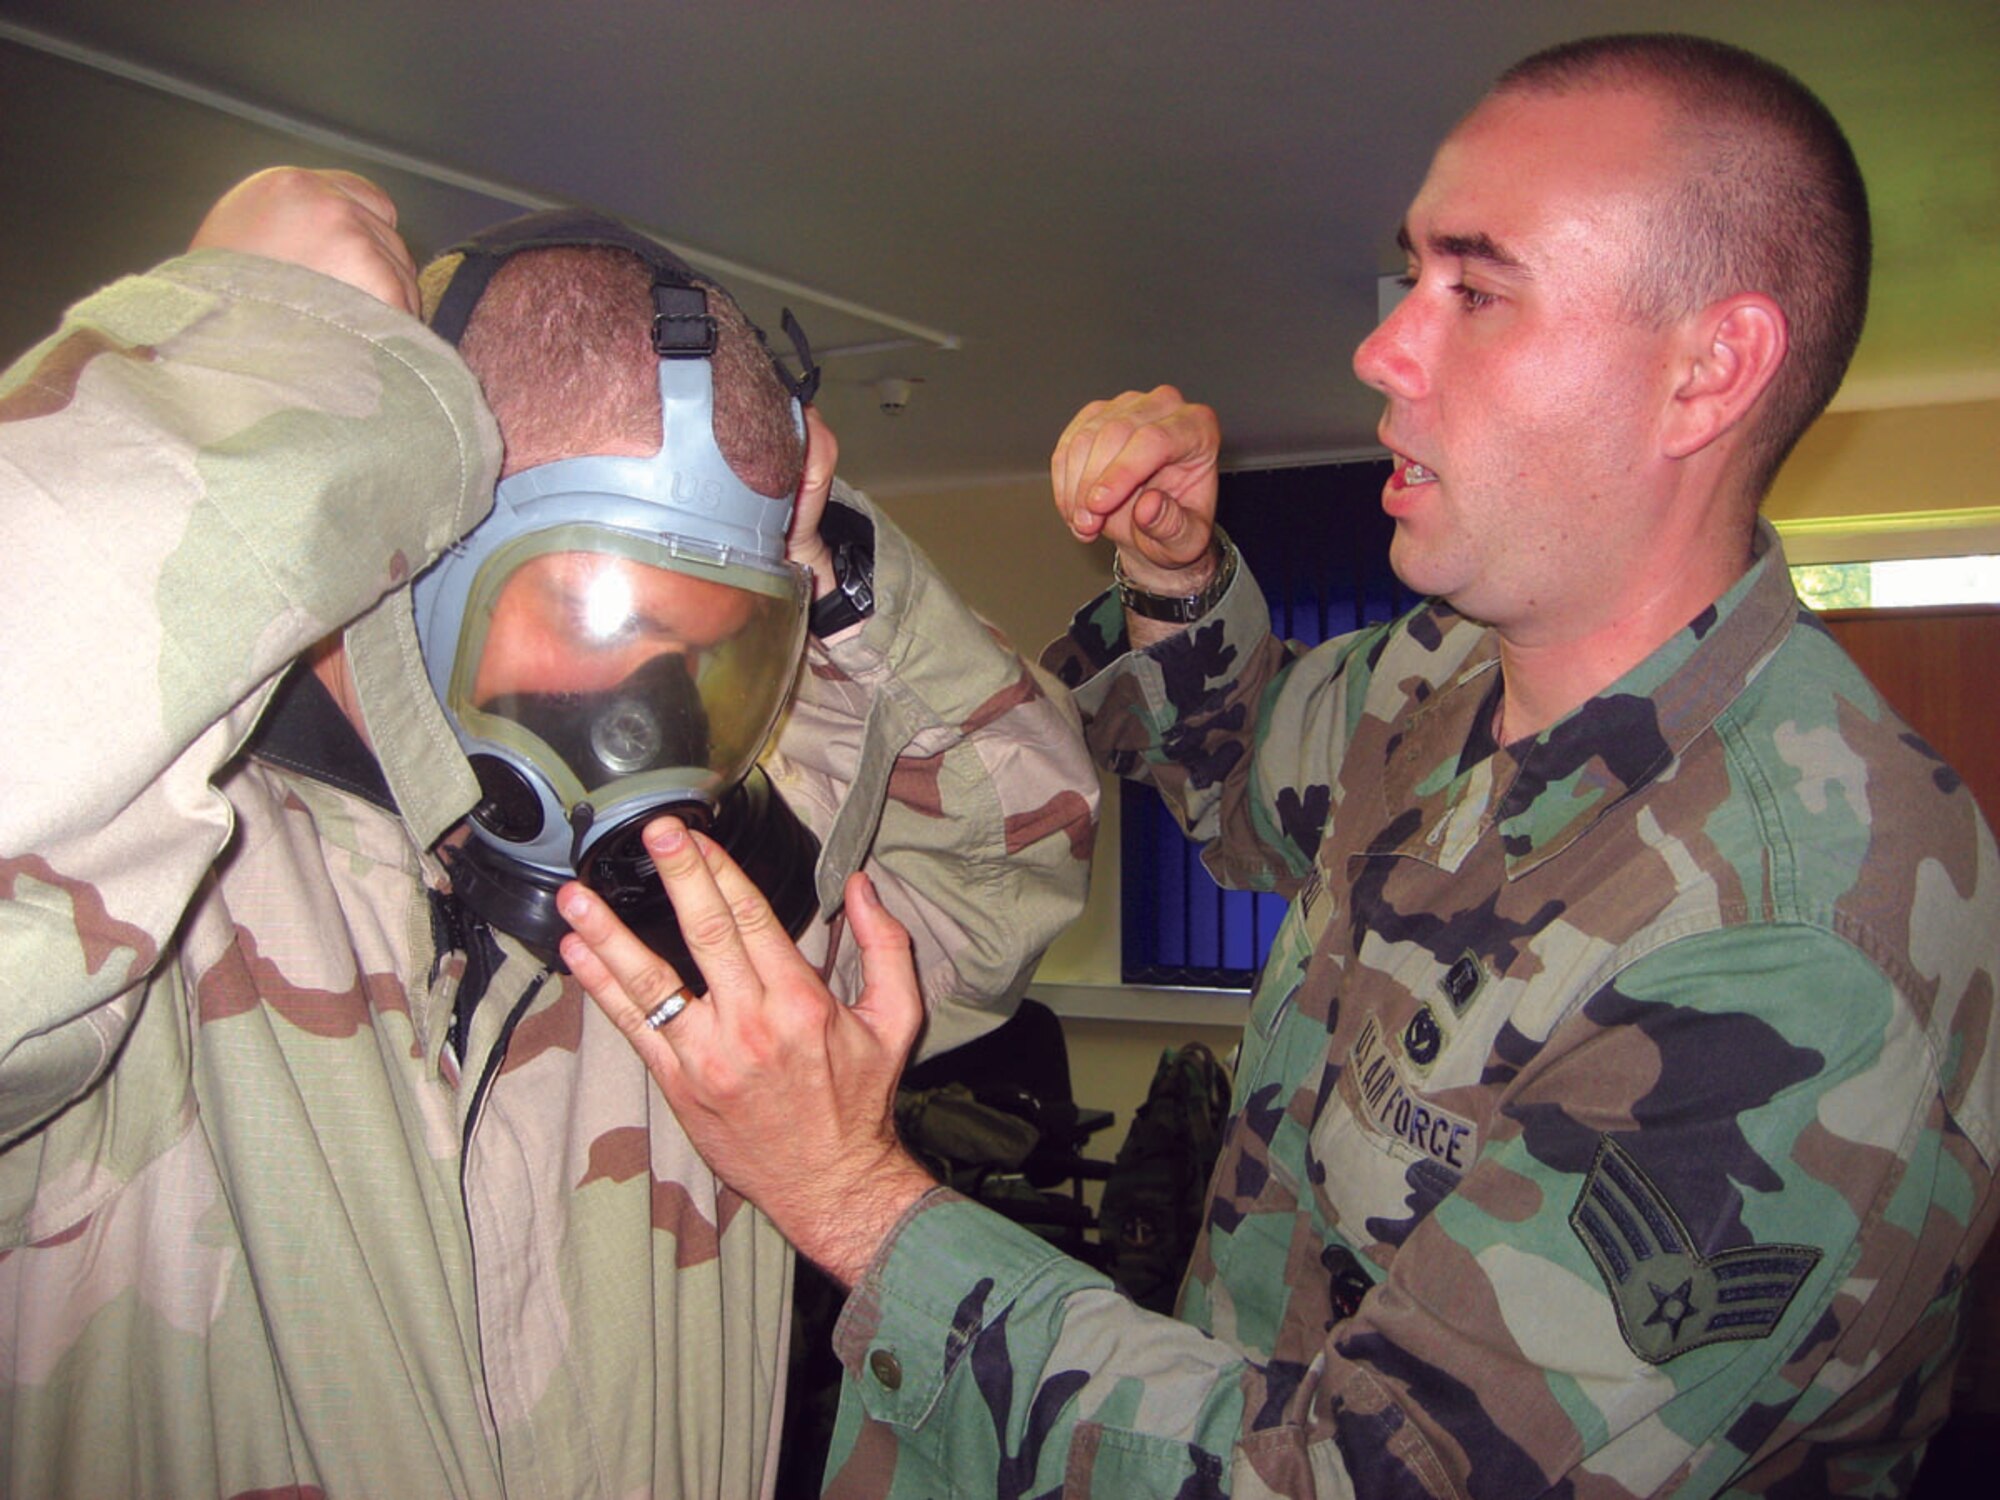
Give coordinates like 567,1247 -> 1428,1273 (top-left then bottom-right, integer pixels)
0,250 -> 1096,1499
824,524 -> 2000,1498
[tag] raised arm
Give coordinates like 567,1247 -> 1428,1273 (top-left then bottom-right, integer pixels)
0,168 -> 499,1142
1051,384 -> 1224,649
768,423 -> 1096,1056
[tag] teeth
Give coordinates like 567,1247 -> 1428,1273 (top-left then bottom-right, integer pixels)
1405,461 -> 1437,484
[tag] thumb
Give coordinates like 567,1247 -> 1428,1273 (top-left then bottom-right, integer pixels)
843,873 -> 923,1048
802,405 -> 840,497
1132,489 -> 1214,569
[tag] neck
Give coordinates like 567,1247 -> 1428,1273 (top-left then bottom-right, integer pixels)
1492,514 -> 1757,742
308,637 -> 374,750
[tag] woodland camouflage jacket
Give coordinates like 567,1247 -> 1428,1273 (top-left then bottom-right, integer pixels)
825,526 -> 2000,1498
0,250 -> 1096,1499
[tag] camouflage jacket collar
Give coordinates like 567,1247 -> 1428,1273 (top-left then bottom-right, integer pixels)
1378,520 -> 1797,879
249,661 -> 397,812
343,584 -> 482,850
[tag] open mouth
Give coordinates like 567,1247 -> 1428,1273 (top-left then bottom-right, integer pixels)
1388,456 -> 1438,491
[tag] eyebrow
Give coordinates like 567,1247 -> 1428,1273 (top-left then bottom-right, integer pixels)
1396,224 -> 1532,276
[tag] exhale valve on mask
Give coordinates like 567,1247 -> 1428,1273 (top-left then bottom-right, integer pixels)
411,211 -> 825,978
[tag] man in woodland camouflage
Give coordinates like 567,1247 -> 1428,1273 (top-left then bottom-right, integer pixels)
0,168 -> 1094,1497
562,33 -> 2000,1497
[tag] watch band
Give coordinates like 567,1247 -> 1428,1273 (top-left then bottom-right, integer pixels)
808,503 -> 876,639
1114,534 -> 1237,623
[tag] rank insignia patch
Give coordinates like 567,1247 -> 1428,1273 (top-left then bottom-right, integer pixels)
1569,1138 -> 1821,1365
1440,952 -> 1483,1014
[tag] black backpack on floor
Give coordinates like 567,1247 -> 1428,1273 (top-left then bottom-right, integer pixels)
1099,1041 -> 1233,1314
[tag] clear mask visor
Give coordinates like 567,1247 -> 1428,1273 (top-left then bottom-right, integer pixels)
448,524 -> 809,813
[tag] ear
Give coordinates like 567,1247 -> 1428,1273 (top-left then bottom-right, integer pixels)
1661,293 -> 1788,460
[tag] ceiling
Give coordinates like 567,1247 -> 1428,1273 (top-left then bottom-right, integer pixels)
2,1 -> 1994,494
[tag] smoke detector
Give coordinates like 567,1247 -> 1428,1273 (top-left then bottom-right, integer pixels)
873,376 -> 923,415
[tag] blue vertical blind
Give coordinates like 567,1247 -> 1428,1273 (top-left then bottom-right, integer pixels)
1120,459 -> 1410,988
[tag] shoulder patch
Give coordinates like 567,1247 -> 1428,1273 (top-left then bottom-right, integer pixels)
1569,1138 -> 1821,1365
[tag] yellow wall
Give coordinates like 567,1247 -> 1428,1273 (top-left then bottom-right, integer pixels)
1063,1016 -> 1247,1174
1767,397 -> 2000,563
872,474 -> 1124,985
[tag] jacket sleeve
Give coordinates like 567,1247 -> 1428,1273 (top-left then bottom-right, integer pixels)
768,480 -> 1098,1058
0,250 -> 500,1145
1039,552 -> 1390,902
820,928 -> 1940,1498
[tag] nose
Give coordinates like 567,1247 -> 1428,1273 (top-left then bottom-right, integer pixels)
1352,290 -> 1426,400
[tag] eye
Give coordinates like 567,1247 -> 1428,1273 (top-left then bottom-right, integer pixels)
1450,282 -> 1499,312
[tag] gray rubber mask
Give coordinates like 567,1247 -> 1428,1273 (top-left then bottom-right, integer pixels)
411,214 -> 824,972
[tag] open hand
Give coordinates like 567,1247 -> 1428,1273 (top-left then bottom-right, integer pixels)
557,817 -> 937,1287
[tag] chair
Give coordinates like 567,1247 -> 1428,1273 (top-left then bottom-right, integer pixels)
897,996 -> 1115,1260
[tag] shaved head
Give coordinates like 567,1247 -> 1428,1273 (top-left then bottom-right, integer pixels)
1494,34 -> 1870,496
420,245 -> 802,495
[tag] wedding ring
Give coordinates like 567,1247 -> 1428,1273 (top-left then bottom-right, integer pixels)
641,986 -> 695,1030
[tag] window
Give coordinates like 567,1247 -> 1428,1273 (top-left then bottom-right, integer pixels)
1792,555 -> 2000,611
1121,460 -> 1410,989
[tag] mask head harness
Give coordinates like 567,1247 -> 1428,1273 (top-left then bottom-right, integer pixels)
413,210 -> 824,976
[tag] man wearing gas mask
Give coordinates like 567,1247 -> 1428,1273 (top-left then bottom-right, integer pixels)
0,167 -> 1096,1499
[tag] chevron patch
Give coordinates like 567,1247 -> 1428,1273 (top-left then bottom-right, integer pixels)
1569,1137 -> 1822,1364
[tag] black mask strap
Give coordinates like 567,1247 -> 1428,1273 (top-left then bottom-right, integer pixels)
652,283 -> 717,358
428,207 -> 816,404
778,308 -> 822,404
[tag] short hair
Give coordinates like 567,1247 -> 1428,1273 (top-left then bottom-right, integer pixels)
1495,33 -> 1871,496
419,245 -> 803,495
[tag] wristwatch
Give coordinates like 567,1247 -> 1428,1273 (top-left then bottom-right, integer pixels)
808,503 -> 876,639
1113,534 -> 1237,623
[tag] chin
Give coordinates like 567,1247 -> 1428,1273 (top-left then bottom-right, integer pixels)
1386,532 -> 1453,602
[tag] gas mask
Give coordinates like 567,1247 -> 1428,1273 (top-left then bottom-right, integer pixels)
412,211 -> 824,977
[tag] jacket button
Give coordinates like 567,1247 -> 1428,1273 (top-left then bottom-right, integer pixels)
869,1348 -> 903,1390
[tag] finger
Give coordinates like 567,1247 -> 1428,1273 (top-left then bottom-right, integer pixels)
1055,387 -> 1211,544
1130,487 -> 1215,570
801,405 -> 839,498
1064,396 -> 1165,530
788,406 -> 838,581
389,255 -> 421,316
556,879 -> 702,1029
681,826 -> 826,991
641,818 -> 764,1001
327,190 -> 419,314
557,890 -> 705,1098
1079,396 -> 1208,515
1051,398 -> 1113,538
317,169 -> 400,228
354,223 -> 421,315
